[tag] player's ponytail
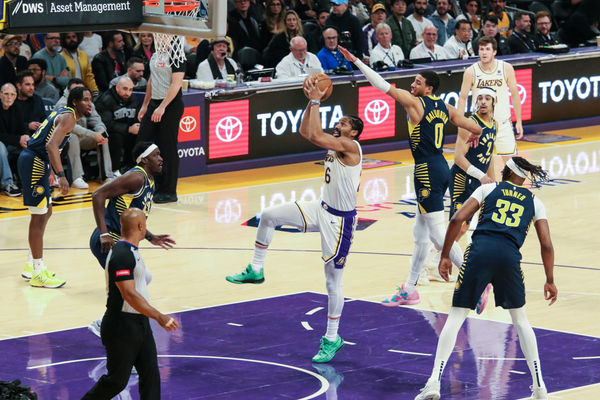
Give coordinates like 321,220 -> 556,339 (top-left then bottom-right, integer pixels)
502,156 -> 549,188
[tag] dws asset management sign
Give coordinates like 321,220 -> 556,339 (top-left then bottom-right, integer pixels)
7,0 -> 142,32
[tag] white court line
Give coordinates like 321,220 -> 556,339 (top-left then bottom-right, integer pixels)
305,307 -> 324,315
509,370 -> 527,375
152,206 -> 192,214
388,349 -> 432,357
227,323 -> 243,327
344,341 -> 356,345
27,354 -> 330,400
478,357 -> 526,361
301,321 -> 313,331
572,356 -> 600,360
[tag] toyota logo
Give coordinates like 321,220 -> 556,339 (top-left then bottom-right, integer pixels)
364,100 -> 389,125
179,116 -> 197,133
214,199 -> 242,223
216,116 -> 243,142
508,85 -> 527,108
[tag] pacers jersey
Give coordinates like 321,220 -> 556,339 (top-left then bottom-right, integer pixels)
321,141 -> 362,212
472,60 -> 510,122
474,181 -> 536,248
27,107 -> 75,161
104,166 -> 155,241
464,113 -> 496,173
409,96 -> 448,164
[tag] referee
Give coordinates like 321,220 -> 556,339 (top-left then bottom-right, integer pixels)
82,208 -> 178,400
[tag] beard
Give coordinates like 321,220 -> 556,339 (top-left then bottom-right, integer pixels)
64,41 -> 79,52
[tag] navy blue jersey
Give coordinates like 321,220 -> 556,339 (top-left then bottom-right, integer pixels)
474,181 -> 536,248
27,107 -> 75,161
408,96 -> 449,163
104,166 -> 155,240
464,113 -> 496,174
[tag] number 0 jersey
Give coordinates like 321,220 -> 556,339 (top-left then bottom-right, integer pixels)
321,141 -> 362,212
471,182 -> 546,248
27,106 -> 75,161
409,95 -> 449,164
104,166 -> 155,240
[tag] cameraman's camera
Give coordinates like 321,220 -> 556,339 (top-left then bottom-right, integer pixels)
339,31 -> 354,53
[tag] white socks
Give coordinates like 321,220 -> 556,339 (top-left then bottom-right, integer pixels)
429,307 -> 470,382
325,261 -> 344,341
509,308 -> 546,390
251,243 -> 267,273
33,258 -> 45,276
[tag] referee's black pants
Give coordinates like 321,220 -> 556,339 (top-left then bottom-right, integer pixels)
137,95 -> 184,196
82,312 -> 160,400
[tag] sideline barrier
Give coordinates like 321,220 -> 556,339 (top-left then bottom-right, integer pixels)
174,47 -> 600,177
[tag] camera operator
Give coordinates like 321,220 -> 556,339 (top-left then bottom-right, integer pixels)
317,27 -> 353,74
325,0 -> 364,59
369,23 -> 405,69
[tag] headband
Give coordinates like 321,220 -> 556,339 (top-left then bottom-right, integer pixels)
136,144 -> 158,164
506,158 -> 528,179
477,87 -> 497,101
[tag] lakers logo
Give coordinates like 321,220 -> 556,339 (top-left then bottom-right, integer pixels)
336,257 -> 345,265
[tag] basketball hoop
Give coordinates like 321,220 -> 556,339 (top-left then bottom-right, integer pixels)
142,0 -> 203,68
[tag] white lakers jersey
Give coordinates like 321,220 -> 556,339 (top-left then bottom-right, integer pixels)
321,141 -> 362,212
471,60 -> 511,122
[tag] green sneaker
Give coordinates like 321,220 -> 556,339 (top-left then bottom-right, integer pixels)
22,263 -> 55,280
312,335 -> 344,363
30,270 -> 66,289
225,264 -> 265,284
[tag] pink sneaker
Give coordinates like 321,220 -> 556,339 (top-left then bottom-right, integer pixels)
381,284 -> 420,307
476,283 -> 493,314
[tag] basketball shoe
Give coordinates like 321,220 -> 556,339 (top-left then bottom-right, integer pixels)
312,335 -> 344,363
414,379 -> 441,400
225,264 -> 265,284
476,283 -> 493,314
22,263 -> 55,280
530,386 -> 548,399
381,284 -> 420,306
30,270 -> 66,288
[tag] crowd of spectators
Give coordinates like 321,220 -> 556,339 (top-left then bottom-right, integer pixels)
0,0 -> 598,197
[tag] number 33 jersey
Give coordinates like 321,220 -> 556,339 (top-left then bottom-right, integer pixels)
321,141 -> 362,212
471,181 -> 546,248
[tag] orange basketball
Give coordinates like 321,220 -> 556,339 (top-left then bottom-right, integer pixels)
303,72 -> 333,101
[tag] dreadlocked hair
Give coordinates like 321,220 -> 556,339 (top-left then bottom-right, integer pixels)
502,156 -> 549,188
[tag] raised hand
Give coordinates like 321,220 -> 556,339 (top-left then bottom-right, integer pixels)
338,46 -> 357,63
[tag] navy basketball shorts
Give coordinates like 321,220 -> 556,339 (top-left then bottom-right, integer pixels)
18,149 -> 51,210
449,165 -> 481,221
452,233 -> 526,310
90,228 -> 120,269
413,158 -> 449,214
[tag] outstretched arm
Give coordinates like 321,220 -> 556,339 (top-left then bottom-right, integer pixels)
534,218 -> 557,305
448,104 -> 482,140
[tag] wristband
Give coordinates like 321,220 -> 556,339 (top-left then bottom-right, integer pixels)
310,100 -> 320,106
56,171 -> 65,178
100,233 -> 110,237
466,165 -> 486,180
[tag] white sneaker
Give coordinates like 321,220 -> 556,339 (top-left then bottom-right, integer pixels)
88,318 -> 102,338
414,379 -> 441,400
113,170 -> 121,177
71,177 -> 89,189
530,386 -> 548,399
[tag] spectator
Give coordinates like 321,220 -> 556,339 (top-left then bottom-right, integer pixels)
350,0 -> 371,25
96,77 -> 140,175
92,32 -> 126,93
227,0 -> 262,58
489,0 -> 512,38
0,83 -> 26,196
264,10 -> 305,67
317,27 -> 354,73
15,71 -> 46,135
534,11 -> 561,47
79,32 -> 103,60
317,9 -> 331,29
275,36 -> 323,79
55,78 -> 112,188
295,0 -> 319,21
473,14 -> 511,55
409,25 -> 448,60
131,33 -> 155,80
32,33 -> 70,90
249,0 -> 267,23
326,0 -> 365,59
109,57 -> 148,91
196,38 -> 240,81
260,0 -> 286,50
27,59 -> 60,103
386,0 -> 417,58
456,0 -> 481,34
557,0 -> 600,48
443,19 -> 474,59
430,0 -> 456,45
370,22 -> 405,68
61,32 -> 99,95
363,2 -> 389,60
508,12 -> 537,53
18,34 -> 32,60
0,35 -> 28,87
407,0 -> 435,44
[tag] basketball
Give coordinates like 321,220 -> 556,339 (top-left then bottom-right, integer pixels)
303,72 -> 333,101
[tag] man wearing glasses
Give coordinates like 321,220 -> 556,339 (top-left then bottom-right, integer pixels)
0,35 -> 29,87
534,11 -> 561,47
32,33 -> 70,90
317,27 -> 354,73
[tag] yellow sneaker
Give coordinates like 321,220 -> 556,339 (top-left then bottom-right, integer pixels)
22,263 -> 56,280
30,270 -> 66,288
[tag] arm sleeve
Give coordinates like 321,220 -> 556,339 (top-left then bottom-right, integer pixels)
107,246 -> 136,282
469,183 -> 496,204
533,196 -> 547,221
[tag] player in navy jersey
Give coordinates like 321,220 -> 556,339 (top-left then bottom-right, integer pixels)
338,46 -> 483,306
414,157 -> 557,400
18,86 -> 92,288
88,142 -> 175,338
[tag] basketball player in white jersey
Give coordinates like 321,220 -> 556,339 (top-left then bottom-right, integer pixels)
225,78 -> 363,364
458,36 -> 522,168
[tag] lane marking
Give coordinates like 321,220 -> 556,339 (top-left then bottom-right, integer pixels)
344,341 -> 356,345
305,307 -> 323,315
478,357 -> 526,361
572,356 -> 600,360
301,321 -> 313,331
388,349 -> 432,357
510,370 -> 527,375
227,323 -> 243,327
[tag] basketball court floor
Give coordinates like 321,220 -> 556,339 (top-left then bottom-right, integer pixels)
0,124 -> 599,399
